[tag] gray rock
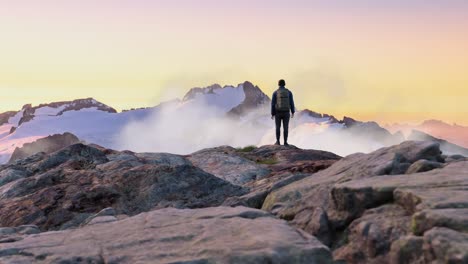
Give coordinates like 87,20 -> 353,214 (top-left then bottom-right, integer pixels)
0,169 -> 27,187
135,152 -> 191,166
241,145 -> 341,164
94,207 -> 116,217
0,225 -> 40,237
446,154 -> 467,163
263,141 -> 446,222
0,144 -> 246,231
15,225 -> 41,235
262,142 -> 467,262
390,228 -> 468,264
82,207 -> 117,226
394,186 -> 468,213
0,207 -> 333,264
405,159 -> 443,174
220,145 -> 340,209
421,227 -> 468,263
333,204 -> 410,263
86,215 -> 118,226
331,161 -> 468,214
389,236 -> 425,264
0,228 -> 16,236
292,207 -> 332,246
188,146 -> 271,185
411,208 -> 468,235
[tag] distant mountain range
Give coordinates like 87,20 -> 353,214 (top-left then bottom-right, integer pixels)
1,81 -> 466,164
385,120 -> 468,148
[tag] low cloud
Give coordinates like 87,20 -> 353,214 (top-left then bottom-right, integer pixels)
117,100 -> 269,154
117,98 -> 396,157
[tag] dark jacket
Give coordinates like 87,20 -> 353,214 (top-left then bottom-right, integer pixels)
271,86 -> 295,116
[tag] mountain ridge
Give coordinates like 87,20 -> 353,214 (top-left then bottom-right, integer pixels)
0,81 -> 464,164
385,119 -> 468,148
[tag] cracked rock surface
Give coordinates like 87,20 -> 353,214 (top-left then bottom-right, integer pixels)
0,206 -> 333,264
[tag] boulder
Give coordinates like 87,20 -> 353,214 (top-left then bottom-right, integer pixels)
405,159 -> 443,174
221,145 -> 340,208
411,208 -> 468,235
333,205 -> 411,263
390,228 -> 468,264
188,146 -> 271,185
0,207 -> 333,264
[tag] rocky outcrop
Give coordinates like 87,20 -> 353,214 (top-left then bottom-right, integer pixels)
190,145 -> 340,208
227,81 -> 271,116
188,146 -> 271,185
8,132 -> 80,163
0,111 -> 18,126
0,143 -> 245,231
262,141 -> 468,263
0,206 -> 333,264
390,227 -> 468,264
0,140 -> 466,263
182,84 -> 223,101
333,204 -> 410,263
330,161 -> 468,262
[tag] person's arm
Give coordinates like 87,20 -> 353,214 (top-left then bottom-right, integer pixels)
289,91 -> 295,116
271,91 -> 277,117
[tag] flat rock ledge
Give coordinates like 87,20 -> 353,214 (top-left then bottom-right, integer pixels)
0,206 -> 333,264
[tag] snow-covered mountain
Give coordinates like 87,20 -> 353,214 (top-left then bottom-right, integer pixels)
0,81 -> 454,164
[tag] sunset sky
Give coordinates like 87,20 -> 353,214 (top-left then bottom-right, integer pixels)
1,0 -> 467,125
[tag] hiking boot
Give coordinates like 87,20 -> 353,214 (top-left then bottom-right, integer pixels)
274,141 -> 280,145
284,142 -> 289,146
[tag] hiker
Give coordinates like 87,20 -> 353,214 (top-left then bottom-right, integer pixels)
271,79 -> 295,146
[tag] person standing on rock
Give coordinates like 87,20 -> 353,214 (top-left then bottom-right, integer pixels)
271,79 -> 295,146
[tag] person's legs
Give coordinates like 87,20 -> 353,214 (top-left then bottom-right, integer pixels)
275,114 -> 281,144
283,113 -> 290,145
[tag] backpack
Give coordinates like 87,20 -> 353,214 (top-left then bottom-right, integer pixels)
275,88 -> 290,112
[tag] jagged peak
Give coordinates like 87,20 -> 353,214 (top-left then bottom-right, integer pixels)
182,84 -> 224,101
182,81 -> 270,102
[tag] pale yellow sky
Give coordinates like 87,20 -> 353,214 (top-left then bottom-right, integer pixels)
1,1 -> 467,125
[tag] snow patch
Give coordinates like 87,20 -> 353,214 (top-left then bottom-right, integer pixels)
0,124 -> 13,140
34,105 -> 67,116
7,110 -> 24,126
0,107 -> 154,164
183,84 -> 246,113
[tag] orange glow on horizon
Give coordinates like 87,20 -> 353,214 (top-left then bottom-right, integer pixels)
0,1 -> 467,125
